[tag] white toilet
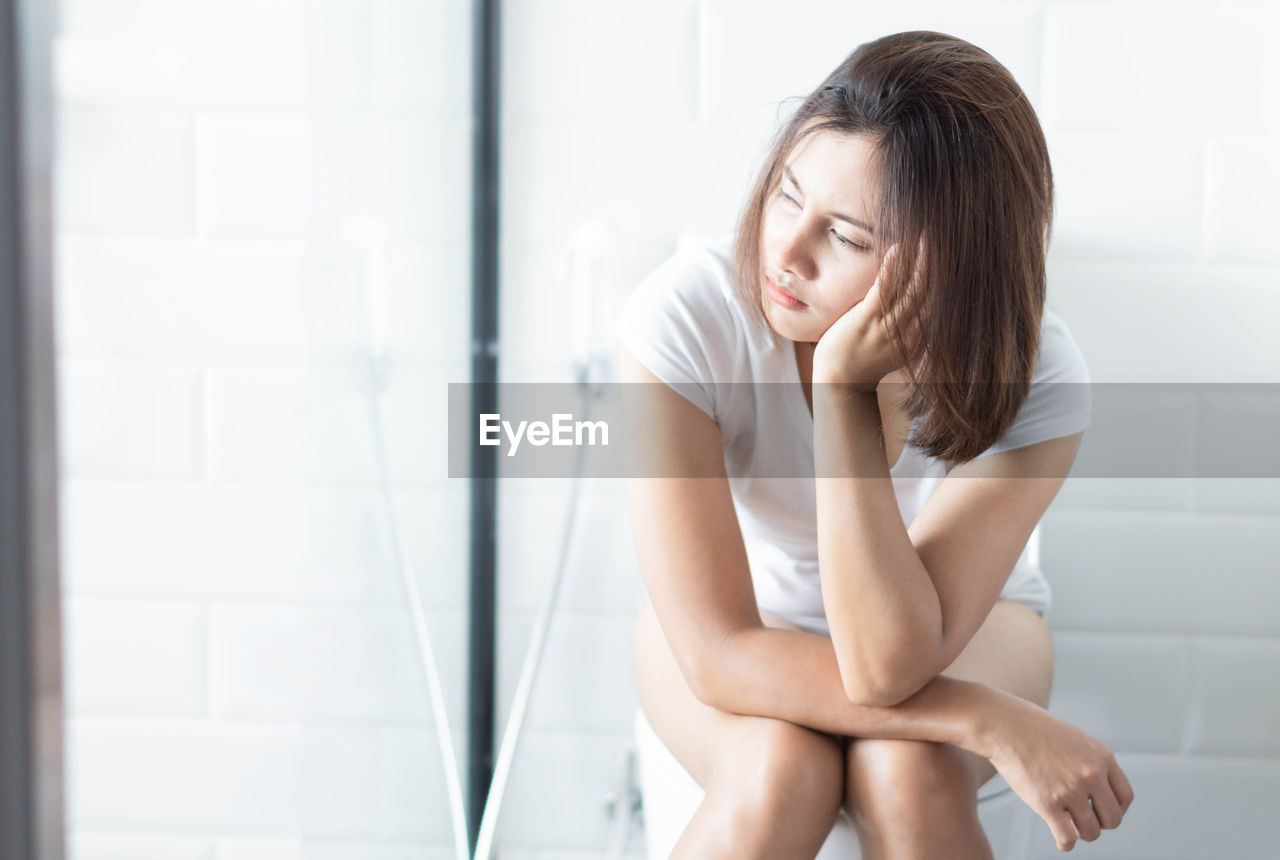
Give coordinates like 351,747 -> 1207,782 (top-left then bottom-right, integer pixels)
633,706 -> 1035,859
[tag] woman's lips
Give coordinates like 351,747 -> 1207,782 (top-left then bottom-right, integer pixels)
766,276 -> 808,309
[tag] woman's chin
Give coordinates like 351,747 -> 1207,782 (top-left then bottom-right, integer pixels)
764,307 -> 820,344
774,323 -> 823,346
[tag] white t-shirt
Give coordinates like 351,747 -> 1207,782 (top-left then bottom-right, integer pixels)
615,233 -> 1092,634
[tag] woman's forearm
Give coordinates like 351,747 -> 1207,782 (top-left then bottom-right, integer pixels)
700,623 -> 1009,759
813,384 -> 945,703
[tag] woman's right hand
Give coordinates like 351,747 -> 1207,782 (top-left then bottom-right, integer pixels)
980,695 -> 1135,852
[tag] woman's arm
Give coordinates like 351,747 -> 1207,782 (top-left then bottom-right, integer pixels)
806,243 -> 1084,707
620,344 -> 1009,759
811,382 -> 1083,707
703,619 -> 1018,759
811,385 -> 944,706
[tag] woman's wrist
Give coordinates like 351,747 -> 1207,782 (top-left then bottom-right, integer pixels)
812,358 -> 882,395
959,679 -> 1038,760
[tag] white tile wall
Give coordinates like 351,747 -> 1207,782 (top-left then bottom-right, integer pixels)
1185,638 -> 1280,757
1205,136 -> 1280,264
1039,3 -> 1280,135
196,117 -> 311,236
58,360 -> 206,478
56,111 -> 196,234
56,0 -> 472,856
208,605 -> 431,721
1048,632 -> 1189,754
1046,259 -> 1280,382
503,0 -> 700,123
55,1 -> 1280,860
69,834 -> 214,860
1048,132 -> 1206,262
55,236 -> 313,358
64,601 -> 208,716
1042,510 -> 1280,635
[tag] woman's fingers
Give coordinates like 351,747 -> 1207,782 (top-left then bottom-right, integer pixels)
883,238 -> 926,351
1065,795 -> 1103,843
1109,760 -> 1136,814
1043,803 -> 1079,853
875,242 -> 900,288
1091,753 -> 1134,831
1089,773 -> 1127,829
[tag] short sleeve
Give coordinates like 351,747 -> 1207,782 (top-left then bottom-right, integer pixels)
614,247 -> 736,423
973,310 -> 1093,459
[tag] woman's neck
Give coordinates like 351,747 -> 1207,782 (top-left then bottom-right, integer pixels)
794,339 -> 816,387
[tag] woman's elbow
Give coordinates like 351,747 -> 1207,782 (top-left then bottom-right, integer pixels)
682,649 -> 724,709
686,632 -> 749,710
841,664 -> 931,709
843,677 -> 901,708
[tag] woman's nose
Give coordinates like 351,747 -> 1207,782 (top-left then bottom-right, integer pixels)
777,222 -> 817,281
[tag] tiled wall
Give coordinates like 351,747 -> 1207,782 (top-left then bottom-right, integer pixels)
55,1 -> 1279,860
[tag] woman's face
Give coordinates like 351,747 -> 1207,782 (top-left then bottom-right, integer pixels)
760,127 -> 884,344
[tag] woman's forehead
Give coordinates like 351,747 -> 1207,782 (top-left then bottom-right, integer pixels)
785,129 -> 881,223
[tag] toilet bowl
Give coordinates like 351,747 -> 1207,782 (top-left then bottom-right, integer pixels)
633,706 -> 1035,859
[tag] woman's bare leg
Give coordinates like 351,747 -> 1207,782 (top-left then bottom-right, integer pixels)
843,599 -> 1054,860
845,736 -> 994,860
632,602 -> 846,859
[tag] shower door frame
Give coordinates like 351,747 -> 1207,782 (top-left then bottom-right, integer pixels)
0,0 -> 65,856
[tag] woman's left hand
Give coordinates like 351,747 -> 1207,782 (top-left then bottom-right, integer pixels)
982,694 -> 1135,852
812,239 -> 926,394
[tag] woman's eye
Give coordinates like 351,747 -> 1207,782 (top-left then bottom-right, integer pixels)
775,188 -> 866,251
833,231 -> 863,250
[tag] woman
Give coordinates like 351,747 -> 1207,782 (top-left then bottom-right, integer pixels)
616,31 -> 1134,859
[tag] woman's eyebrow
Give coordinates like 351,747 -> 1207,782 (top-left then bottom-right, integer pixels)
783,164 -> 875,235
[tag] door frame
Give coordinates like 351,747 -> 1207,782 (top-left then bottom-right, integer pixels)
0,0 -> 64,856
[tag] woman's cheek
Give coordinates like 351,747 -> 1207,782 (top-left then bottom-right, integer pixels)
849,281 -> 876,308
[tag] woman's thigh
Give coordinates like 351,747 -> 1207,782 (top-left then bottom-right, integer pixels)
631,601 -> 844,791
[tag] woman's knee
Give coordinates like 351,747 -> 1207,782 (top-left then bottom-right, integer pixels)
844,737 -> 977,825
709,718 -> 846,824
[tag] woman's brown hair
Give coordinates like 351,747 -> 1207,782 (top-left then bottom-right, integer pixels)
731,30 -> 1054,465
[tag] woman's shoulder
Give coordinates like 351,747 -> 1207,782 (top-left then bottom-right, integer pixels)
615,231 -> 769,360
614,231 -> 757,421
1035,307 -> 1092,385
961,308 -> 1093,462
618,233 -> 739,326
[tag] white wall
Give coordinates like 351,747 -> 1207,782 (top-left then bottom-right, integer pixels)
54,0 -> 473,858
53,0 -> 1280,859
496,2 -> 1280,859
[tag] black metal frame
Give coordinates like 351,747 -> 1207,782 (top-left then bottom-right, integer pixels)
467,0 -> 501,854
0,0 -> 63,857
